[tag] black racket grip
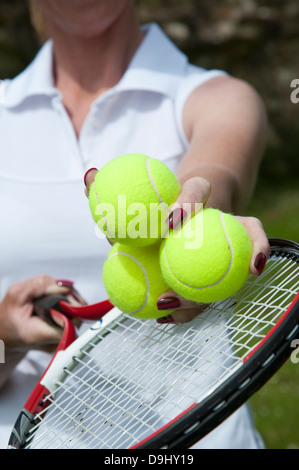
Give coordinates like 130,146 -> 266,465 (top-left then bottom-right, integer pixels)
33,294 -> 70,326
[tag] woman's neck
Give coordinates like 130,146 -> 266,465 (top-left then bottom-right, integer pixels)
48,6 -> 143,136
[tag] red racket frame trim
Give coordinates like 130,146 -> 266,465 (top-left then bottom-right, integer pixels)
243,290 -> 299,362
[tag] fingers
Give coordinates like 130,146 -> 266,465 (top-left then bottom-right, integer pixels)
6,274 -> 65,308
167,177 -> 211,230
8,275 -> 69,347
84,168 -> 98,197
167,179 -> 269,280
83,168 -> 269,326
2,275 -> 86,350
83,171 -> 210,245
24,315 -> 64,347
235,216 -> 271,276
24,278 -> 87,347
156,290 -> 208,325
157,308 -> 207,325
156,216 -> 270,325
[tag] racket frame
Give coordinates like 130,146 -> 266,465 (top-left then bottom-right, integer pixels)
135,238 -> 299,448
8,238 -> 299,449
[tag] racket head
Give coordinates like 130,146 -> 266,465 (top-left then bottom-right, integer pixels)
8,238 -> 299,449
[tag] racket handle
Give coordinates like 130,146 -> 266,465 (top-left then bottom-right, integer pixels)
33,294 -> 78,353
33,294 -> 70,326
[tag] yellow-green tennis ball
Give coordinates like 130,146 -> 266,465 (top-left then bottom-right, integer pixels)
103,242 -> 172,319
89,154 -> 180,247
159,208 -> 252,303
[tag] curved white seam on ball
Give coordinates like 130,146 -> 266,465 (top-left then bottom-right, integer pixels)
109,251 -> 150,314
146,157 -> 170,214
94,181 -> 114,239
163,212 -> 233,290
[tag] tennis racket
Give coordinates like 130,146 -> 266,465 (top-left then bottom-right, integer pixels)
8,238 -> 299,449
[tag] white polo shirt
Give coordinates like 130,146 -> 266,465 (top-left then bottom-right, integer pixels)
0,23 -> 263,449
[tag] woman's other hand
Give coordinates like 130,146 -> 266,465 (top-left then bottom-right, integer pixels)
0,274 -> 85,352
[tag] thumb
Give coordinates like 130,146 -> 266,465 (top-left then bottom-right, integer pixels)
167,177 -> 211,230
235,216 -> 271,276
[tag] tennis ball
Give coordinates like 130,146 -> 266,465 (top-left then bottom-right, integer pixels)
159,208 -> 252,303
88,154 -> 180,247
103,242 -> 172,319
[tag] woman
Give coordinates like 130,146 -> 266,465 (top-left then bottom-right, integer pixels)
0,0 -> 269,448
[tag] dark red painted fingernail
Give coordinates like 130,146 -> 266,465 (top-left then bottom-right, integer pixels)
56,279 -> 74,288
254,253 -> 267,275
84,168 -> 97,186
157,297 -> 181,310
167,208 -> 187,230
156,314 -> 175,324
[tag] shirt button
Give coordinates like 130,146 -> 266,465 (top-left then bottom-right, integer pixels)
81,151 -> 89,163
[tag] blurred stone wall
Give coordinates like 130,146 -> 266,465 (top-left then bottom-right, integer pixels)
0,0 -> 39,78
1,0 -> 298,181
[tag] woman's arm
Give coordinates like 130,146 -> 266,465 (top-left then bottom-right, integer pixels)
84,76 -> 270,324
177,75 -> 268,213
156,76 -> 270,323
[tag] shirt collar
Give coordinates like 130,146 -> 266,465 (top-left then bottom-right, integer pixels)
112,23 -> 187,97
4,23 -> 187,109
4,40 -> 60,108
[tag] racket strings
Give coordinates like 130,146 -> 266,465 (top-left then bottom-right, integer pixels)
24,253 -> 299,449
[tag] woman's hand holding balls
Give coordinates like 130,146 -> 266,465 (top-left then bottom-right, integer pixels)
84,155 -> 270,324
